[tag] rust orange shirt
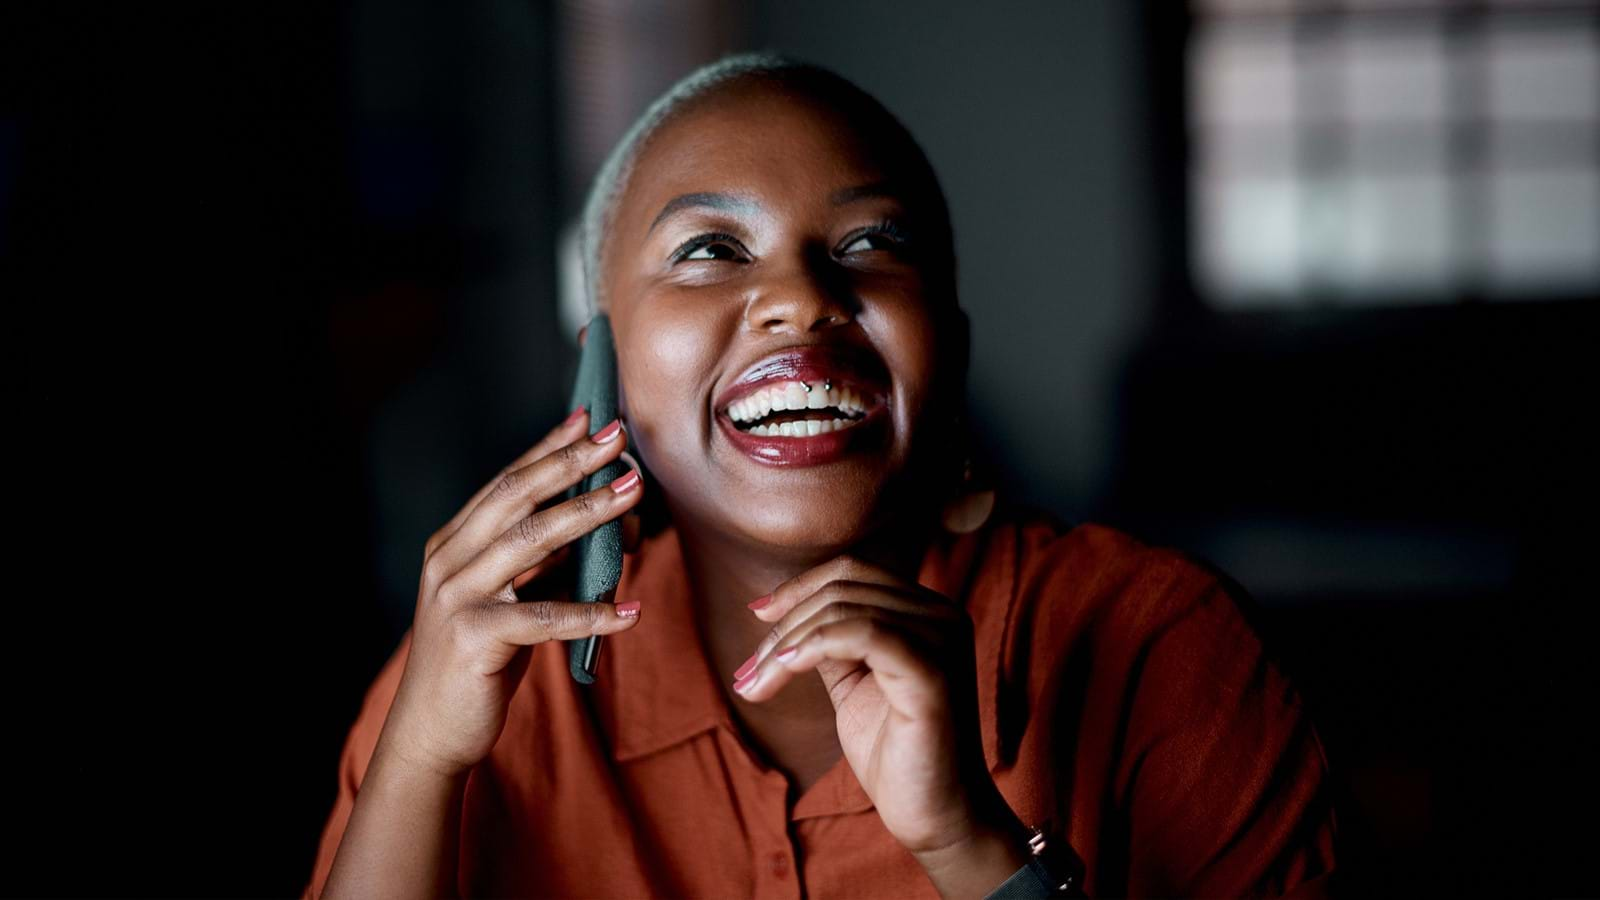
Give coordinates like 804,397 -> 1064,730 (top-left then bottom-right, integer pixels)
303,497 -> 1338,898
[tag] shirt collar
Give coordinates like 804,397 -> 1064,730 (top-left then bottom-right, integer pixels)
599,523 -> 736,763
592,510 -> 1008,812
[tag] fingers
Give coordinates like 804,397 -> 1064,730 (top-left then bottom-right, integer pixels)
732,608 -> 947,712
473,597 -> 640,658
750,554 -> 905,626
433,416 -> 631,580
744,580 -> 946,676
442,462 -> 645,604
428,406 -> 591,560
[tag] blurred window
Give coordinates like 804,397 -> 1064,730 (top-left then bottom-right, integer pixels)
1189,0 -> 1600,307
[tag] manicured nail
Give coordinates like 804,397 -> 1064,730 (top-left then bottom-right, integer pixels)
733,652 -> 758,680
609,468 -> 641,493
747,594 -> 772,611
563,405 -> 586,426
775,645 -> 799,661
592,419 -> 623,444
616,600 -> 640,618
733,668 -> 759,693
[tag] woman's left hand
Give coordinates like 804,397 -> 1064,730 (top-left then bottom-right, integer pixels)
732,554 -> 1012,858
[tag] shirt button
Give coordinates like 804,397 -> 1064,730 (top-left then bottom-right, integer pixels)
769,852 -> 789,879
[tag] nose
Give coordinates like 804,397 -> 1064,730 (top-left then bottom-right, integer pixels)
743,252 -> 857,334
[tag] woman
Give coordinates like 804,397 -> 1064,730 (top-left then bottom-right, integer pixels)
304,51 -> 1337,898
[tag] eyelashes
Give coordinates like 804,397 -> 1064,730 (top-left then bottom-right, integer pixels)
670,231 -> 744,263
669,218 -> 915,264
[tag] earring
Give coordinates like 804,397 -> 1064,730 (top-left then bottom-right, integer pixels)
940,413 -> 995,535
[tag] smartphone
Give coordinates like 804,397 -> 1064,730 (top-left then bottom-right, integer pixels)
562,312 -> 629,685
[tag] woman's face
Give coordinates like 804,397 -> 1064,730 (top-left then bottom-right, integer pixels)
602,79 -> 964,555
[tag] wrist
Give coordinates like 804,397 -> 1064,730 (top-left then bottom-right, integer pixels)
372,730 -> 475,786
911,794 -> 1034,900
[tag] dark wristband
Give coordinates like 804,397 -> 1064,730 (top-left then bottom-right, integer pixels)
983,823 -> 1083,899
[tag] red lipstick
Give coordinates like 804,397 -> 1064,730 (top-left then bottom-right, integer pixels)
714,343 -> 891,468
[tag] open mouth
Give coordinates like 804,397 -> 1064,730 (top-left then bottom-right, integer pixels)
721,379 -> 874,437
712,343 -> 892,466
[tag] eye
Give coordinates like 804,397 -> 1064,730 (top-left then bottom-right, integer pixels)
672,232 -> 746,263
838,219 -> 913,256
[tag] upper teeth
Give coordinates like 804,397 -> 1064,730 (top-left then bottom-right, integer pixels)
725,381 -> 868,423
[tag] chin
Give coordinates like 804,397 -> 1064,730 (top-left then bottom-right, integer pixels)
736,491 -> 881,552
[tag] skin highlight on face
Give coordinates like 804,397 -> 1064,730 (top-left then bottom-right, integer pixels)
595,77 -> 967,569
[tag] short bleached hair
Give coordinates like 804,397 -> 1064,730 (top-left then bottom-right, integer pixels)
574,49 -> 957,318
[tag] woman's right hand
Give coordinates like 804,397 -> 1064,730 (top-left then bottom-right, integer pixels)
376,407 -> 645,779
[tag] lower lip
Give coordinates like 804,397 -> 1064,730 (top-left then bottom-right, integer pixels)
716,403 -> 889,467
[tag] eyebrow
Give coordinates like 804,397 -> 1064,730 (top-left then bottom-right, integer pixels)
644,181 -> 905,236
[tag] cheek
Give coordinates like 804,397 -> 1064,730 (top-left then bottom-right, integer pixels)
875,306 -> 943,419
617,303 -> 724,443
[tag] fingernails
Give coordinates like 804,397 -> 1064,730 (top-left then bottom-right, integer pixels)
563,405 -> 587,426
616,600 -> 641,618
609,468 -> 641,493
733,652 -> 758,681
747,594 -> 772,611
592,419 -> 623,444
733,667 -> 759,693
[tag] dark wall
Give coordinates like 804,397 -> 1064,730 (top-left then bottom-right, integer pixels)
10,2 -> 568,895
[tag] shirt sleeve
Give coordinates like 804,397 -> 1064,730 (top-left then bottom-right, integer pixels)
1115,558 -> 1339,897
301,629 -> 414,900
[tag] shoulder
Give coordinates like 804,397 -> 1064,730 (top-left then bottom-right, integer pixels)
998,498 -> 1302,728
981,500 -> 1337,895
989,497 -> 1251,671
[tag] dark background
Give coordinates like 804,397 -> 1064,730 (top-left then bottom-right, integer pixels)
6,1 -> 1596,896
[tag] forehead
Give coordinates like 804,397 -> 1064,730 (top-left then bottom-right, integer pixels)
618,80 -> 906,224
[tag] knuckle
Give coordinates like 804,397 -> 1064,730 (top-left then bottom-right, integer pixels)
432,573 -> 463,606
571,489 -> 603,520
528,600 -> 561,634
818,581 -> 853,605
513,513 -> 550,549
825,601 -> 867,626
488,468 -> 521,504
421,557 -> 450,595
556,441 -> 590,480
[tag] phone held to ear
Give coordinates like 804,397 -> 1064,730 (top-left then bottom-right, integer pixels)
563,313 -> 629,685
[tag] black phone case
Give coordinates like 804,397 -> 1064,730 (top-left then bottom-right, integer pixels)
563,313 -> 629,684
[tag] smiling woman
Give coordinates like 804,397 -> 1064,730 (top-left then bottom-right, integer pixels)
303,51 -> 1338,899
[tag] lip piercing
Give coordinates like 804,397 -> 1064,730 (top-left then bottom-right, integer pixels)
802,381 -> 812,393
